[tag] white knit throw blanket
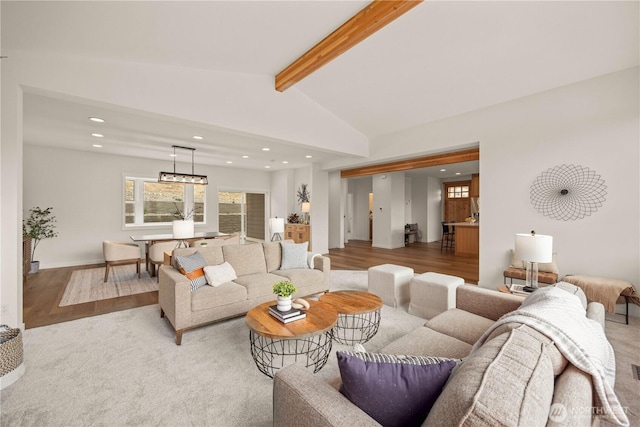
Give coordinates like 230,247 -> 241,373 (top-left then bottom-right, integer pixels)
471,287 -> 629,427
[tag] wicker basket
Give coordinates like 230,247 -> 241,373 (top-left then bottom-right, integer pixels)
0,325 -> 23,377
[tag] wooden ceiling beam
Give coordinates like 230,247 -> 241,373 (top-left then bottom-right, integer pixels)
340,148 -> 480,178
275,0 -> 423,92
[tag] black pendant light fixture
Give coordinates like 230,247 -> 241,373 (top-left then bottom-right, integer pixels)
158,145 -> 208,185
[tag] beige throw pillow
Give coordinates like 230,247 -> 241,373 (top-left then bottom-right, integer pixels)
509,249 -> 559,274
424,325 -> 555,426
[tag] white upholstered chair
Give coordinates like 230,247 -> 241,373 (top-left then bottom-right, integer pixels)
102,241 -> 142,282
149,240 -> 179,280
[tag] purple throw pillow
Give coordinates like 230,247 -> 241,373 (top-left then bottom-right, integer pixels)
337,351 -> 458,427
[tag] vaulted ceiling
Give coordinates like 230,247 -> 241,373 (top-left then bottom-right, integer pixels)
3,1 -> 638,174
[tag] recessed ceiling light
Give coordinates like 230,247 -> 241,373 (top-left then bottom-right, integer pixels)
305,155 -> 313,159
282,161 -> 289,164
89,117 -> 104,123
192,136 -> 203,140
440,169 -> 446,172
262,148 -> 270,151
226,161 -> 233,164
455,172 -> 461,175
170,154 -> 177,157
242,155 -> 249,159
91,133 -> 104,138
92,144 -> 103,148
265,165 -> 271,169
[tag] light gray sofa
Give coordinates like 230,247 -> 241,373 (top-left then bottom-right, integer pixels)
158,240 -> 329,345
274,284 -> 609,427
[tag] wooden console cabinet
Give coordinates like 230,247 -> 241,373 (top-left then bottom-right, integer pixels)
285,224 -> 311,250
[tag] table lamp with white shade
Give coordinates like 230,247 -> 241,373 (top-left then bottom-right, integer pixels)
515,231 -> 553,291
269,217 -> 285,241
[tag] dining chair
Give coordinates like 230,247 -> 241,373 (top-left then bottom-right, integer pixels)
102,241 -> 142,282
149,240 -> 180,280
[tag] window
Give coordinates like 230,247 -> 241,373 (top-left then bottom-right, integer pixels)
218,191 -> 265,241
124,177 -> 205,227
446,184 -> 469,199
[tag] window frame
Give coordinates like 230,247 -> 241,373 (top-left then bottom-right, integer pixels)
123,175 -> 206,229
444,181 -> 470,199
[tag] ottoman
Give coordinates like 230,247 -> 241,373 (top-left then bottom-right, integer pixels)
367,264 -> 414,307
408,272 -> 464,319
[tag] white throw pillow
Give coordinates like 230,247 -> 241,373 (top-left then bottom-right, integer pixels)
280,242 -> 309,270
204,262 -> 237,287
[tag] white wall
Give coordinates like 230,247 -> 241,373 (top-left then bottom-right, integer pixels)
426,176 -> 443,242
410,177 -> 428,242
363,68 -> 640,316
269,169 -> 292,221
328,171 -> 344,249
23,145 -> 272,268
372,172 -> 405,249
347,178 -> 372,241
310,164 -> 329,254
404,178 -> 412,224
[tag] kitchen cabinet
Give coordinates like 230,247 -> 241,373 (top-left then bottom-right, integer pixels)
470,174 -> 480,197
450,222 -> 479,257
285,224 -> 311,250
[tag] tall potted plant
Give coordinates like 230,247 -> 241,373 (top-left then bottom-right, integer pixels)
23,206 -> 58,273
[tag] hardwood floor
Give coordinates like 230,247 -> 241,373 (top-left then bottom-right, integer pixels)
23,263 -> 158,330
328,240 -> 479,284
23,240 -> 477,329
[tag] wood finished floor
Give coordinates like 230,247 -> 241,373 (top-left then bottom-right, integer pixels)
23,240 -> 476,329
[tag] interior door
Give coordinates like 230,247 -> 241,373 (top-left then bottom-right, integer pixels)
444,199 -> 471,223
443,181 -> 471,222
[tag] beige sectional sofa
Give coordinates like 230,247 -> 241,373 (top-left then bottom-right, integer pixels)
274,284 -> 617,427
158,240 -> 329,345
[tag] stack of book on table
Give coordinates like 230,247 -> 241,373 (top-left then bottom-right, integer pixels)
509,284 -> 534,295
269,305 -> 306,323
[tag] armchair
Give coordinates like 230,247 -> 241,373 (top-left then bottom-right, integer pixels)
102,241 -> 142,282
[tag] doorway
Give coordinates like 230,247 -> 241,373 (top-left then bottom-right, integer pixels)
218,191 -> 266,241
443,181 -> 471,223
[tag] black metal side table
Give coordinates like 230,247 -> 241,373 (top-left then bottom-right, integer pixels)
245,300 -> 337,378
319,291 -> 383,345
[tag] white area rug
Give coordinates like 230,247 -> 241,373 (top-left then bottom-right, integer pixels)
59,265 -> 158,307
1,271 -> 425,426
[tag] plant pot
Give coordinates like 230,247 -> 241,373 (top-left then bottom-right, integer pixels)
172,220 -> 194,239
28,261 -> 40,274
276,295 -> 292,312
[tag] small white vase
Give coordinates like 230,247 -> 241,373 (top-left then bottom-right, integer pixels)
276,295 -> 292,312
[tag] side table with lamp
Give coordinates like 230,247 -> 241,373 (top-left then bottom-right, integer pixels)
513,230 -> 553,293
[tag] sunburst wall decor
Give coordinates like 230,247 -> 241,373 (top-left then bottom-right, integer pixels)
530,164 -> 607,221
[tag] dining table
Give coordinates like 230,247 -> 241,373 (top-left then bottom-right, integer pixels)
130,231 -> 229,271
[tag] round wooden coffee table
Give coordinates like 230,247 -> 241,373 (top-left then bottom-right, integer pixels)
318,290 -> 383,345
245,300 -> 337,378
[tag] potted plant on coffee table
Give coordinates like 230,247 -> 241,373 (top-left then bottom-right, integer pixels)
23,206 -> 58,273
273,280 -> 297,312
